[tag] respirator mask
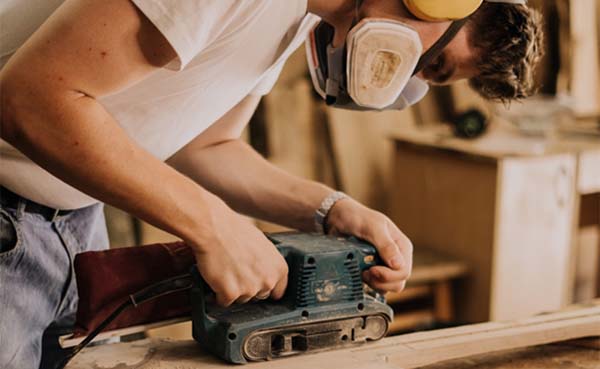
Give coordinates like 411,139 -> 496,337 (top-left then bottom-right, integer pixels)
305,0 -> 527,111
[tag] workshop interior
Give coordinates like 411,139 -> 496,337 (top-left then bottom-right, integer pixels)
102,0 -> 600,365
1,0 -> 599,368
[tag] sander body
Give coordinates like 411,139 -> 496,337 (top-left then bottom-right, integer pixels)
191,232 -> 393,363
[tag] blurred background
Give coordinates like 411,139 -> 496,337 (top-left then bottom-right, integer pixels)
104,0 -> 600,337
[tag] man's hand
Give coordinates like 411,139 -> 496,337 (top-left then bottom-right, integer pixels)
191,195 -> 289,307
326,198 -> 413,294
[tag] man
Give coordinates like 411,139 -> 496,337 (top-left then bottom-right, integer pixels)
0,0 -> 543,368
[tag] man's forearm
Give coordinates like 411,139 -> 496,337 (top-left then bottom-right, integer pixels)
168,139 -> 334,232
1,84 -> 219,248
0,0 -> 226,249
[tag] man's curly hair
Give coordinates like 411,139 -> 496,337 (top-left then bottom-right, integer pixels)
467,3 -> 544,102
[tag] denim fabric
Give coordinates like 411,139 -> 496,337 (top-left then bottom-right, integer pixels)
0,200 -> 108,369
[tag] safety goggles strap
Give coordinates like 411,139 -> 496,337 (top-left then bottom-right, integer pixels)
412,18 -> 469,76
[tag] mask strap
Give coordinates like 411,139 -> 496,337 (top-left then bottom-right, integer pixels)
351,0 -> 364,28
355,0 -> 364,17
324,0 -> 362,104
412,18 -> 469,76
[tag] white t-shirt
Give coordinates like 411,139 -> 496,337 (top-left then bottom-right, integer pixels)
0,0 -> 319,209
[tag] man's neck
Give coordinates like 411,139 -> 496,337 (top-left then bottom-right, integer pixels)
306,0 -> 355,25
307,0 -> 357,47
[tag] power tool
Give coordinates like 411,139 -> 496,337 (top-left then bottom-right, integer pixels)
61,232 -> 393,367
191,232 -> 393,363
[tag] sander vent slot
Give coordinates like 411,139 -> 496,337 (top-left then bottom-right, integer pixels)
296,264 -> 317,307
345,259 -> 365,301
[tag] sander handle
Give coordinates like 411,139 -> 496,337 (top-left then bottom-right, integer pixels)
347,236 -> 384,270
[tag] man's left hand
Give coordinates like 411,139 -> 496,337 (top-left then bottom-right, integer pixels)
326,198 -> 413,294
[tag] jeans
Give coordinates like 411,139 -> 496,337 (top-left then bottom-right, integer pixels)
0,192 -> 108,369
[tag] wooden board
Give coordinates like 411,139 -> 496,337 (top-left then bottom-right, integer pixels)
67,301 -> 600,369
569,0 -> 600,117
420,340 -> 600,369
491,154 -> 577,319
578,149 -> 600,195
575,223 -> 600,303
59,317 -> 190,348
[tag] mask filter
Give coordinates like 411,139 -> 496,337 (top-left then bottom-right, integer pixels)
346,19 -> 423,109
305,7 -> 469,111
306,18 -> 427,111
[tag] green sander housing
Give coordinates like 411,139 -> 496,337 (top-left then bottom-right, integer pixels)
191,232 -> 394,363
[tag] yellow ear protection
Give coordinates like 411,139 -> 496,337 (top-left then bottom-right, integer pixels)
406,0 -> 527,75
403,0 -> 483,21
403,0 -> 527,22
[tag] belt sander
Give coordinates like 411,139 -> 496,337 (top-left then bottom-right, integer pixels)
62,232 -> 393,366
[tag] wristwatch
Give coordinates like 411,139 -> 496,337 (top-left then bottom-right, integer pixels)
314,191 -> 349,234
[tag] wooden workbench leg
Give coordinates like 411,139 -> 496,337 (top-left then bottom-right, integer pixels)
433,280 -> 454,323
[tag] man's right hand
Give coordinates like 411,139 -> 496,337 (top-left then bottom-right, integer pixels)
191,196 -> 289,307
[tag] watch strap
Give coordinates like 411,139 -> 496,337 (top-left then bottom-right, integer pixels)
314,191 -> 349,234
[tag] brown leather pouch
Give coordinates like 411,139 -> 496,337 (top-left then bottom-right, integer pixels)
73,242 -> 195,337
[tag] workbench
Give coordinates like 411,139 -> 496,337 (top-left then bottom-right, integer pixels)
66,339 -> 600,369
421,340 -> 600,369
66,301 -> 600,369
68,341 -> 600,369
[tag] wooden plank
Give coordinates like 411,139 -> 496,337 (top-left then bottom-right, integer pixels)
491,155 -> 577,320
67,302 -> 600,369
59,317 -> 190,348
433,281 -> 453,323
147,320 -> 193,341
578,149 -> 600,195
574,225 -> 600,303
420,341 -> 599,369
569,0 -> 600,117
526,0 -> 560,97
